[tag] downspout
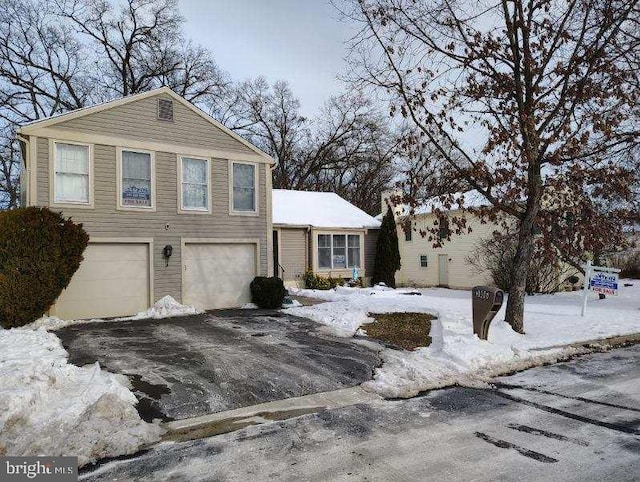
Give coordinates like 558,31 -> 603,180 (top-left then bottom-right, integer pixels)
16,134 -> 29,207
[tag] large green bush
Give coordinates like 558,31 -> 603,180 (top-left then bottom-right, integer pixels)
250,276 -> 287,309
0,207 -> 89,328
372,207 -> 401,288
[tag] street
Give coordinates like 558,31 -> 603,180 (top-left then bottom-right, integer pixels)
81,345 -> 639,481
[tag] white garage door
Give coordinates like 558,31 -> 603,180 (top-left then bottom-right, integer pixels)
53,243 -> 150,319
183,243 -> 257,310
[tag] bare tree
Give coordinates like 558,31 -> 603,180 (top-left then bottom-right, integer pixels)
230,77 -> 399,214
343,0 -> 639,332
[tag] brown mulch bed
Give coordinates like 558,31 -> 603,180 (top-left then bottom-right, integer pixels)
363,312 -> 435,351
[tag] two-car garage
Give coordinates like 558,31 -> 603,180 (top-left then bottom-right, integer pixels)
51,239 -> 259,320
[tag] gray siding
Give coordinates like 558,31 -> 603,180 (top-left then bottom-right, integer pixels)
365,229 -> 379,278
35,137 -> 268,304
53,93 -> 254,154
279,228 -> 308,283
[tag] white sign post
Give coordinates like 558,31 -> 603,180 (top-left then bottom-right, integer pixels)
581,260 -> 621,316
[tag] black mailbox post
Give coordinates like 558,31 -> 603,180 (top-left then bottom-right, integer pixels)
472,286 -> 504,340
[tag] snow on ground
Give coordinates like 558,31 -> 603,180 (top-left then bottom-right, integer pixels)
0,328 -> 162,466
25,295 -> 203,331
287,281 -> 640,398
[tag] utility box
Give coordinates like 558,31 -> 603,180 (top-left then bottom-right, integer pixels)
472,286 -> 504,340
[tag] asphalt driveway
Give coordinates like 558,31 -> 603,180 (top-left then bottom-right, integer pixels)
56,310 -> 381,422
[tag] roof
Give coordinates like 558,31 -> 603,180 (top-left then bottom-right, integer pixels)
18,86 -> 274,164
378,189 -> 490,218
273,190 -> 381,229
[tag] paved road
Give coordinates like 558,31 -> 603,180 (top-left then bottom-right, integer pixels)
56,310 -> 381,421
81,345 -> 640,481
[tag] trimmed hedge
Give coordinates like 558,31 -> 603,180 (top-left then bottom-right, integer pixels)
0,207 -> 89,328
250,276 -> 286,309
303,270 -> 344,290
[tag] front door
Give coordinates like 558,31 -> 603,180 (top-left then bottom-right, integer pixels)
438,254 -> 449,287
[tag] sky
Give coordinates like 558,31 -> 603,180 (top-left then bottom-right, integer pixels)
180,0 -> 357,117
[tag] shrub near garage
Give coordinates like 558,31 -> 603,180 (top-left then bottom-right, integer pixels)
250,276 -> 287,308
0,207 -> 89,328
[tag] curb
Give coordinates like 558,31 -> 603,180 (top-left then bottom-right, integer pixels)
162,386 -> 382,442
529,332 -> 640,352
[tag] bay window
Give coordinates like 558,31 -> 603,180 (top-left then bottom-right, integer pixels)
181,156 -> 209,211
120,149 -> 152,208
317,233 -> 361,270
54,142 -> 90,204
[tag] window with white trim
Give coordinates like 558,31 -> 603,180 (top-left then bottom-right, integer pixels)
232,162 -> 256,212
420,255 -> 428,267
181,157 -> 209,211
54,142 -> 89,204
121,150 -> 152,208
317,234 -> 361,270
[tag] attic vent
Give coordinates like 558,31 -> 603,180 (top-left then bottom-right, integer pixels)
157,98 -> 174,121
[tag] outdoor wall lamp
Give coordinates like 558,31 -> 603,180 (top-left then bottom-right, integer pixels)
163,245 -> 173,267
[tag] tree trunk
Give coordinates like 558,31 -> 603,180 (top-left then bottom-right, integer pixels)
504,226 -> 536,333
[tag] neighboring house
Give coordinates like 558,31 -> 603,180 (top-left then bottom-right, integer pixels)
17,87 -> 275,319
272,190 -> 381,287
379,190 -> 495,289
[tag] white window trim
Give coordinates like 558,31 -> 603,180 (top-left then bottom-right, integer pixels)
178,155 -> 212,214
49,139 -> 94,209
116,147 -> 156,212
314,231 -> 364,273
229,160 -> 259,216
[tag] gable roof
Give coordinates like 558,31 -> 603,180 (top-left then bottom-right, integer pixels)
18,87 -> 274,164
273,190 -> 381,229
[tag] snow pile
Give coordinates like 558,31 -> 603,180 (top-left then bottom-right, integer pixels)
287,281 -> 640,397
26,296 -> 202,330
0,328 -> 162,466
124,295 -> 202,320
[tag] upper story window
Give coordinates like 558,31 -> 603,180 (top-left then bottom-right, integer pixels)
404,220 -> 412,242
231,162 -> 257,213
438,217 -> 449,240
317,234 -> 361,270
54,141 -> 90,205
180,156 -> 210,212
120,149 -> 153,209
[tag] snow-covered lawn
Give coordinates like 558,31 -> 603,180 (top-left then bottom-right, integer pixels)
287,281 -> 640,398
0,296 -> 201,465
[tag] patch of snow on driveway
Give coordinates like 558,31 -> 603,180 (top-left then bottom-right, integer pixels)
0,328 -> 162,465
287,281 -> 640,397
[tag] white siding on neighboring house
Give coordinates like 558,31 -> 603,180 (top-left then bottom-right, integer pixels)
396,213 -> 495,289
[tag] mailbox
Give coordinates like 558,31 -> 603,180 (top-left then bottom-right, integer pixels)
472,286 -> 504,340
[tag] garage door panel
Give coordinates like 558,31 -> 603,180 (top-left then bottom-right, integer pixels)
58,277 -> 149,301
69,259 -> 149,282
53,243 -> 150,319
184,243 -> 256,310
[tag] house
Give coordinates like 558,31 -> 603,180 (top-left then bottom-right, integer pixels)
380,190 -> 495,289
272,190 -> 381,287
17,87 -> 275,319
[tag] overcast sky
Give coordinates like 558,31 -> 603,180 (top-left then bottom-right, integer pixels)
180,0 -> 356,116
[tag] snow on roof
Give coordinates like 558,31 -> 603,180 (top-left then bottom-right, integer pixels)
413,189 -> 490,215
378,190 -> 490,218
273,190 -> 381,229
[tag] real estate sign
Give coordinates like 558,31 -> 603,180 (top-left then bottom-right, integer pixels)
589,272 -> 619,296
